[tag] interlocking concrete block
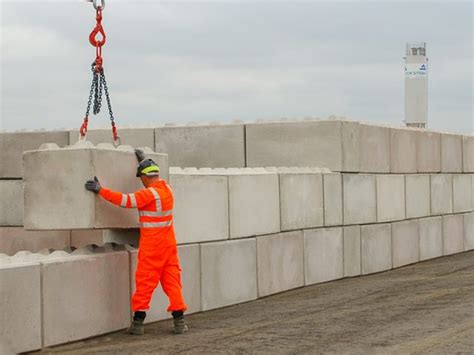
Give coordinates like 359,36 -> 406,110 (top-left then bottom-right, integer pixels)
228,169 -> 280,238
257,231 -> 304,297
462,135 -> 474,172
341,121 -> 360,172
70,229 -> 105,248
442,214 -> 464,256
464,212 -> 473,251
376,175 -> 406,222
390,128 -> 417,173
0,261 -> 41,353
323,173 -> 343,226
246,120 -> 342,171
361,223 -> 392,275
405,175 -> 431,219
343,174 -> 377,225
279,171 -> 324,231
419,216 -> 443,261
430,174 -> 453,215
343,225 -> 361,277
201,239 -> 257,311
453,174 -> 473,213
0,228 -> 70,255
359,124 -> 390,173
441,133 -> 463,173
23,142 -> 168,230
170,171 -> 229,244
304,227 -> 343,285
0,180 -> 23,226
129,244 -> 201,323
155,124 -> 245,168
42,251 -> 130,346
392,220 -> 419,268
0,131 -> 69,178
69,128 -> 154,148
417,131 -> 441,173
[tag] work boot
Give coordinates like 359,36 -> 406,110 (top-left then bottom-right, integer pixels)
172,311 -> 188,334
128,311 -> 146,335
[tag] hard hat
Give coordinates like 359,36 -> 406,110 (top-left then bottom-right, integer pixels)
136,158 -> 160,177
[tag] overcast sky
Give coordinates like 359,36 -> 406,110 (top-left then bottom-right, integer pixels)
1,0 -> 473,134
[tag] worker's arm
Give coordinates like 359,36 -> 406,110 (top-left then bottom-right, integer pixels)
99,186 -> 155,209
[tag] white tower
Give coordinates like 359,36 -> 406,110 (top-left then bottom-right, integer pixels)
404,42 -> 428,128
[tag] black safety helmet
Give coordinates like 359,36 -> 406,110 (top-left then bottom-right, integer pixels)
136,158 -> 160,177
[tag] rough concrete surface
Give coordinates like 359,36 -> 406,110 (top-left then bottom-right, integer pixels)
0,228 -> 71,256
419,216 -> 443,261
0,180 -> 23,226
464,212 -> 474,250
41,251 -> 474,355
361,223 -> 392,274
462,135 -> 474,172
442,214 -> 464,256
390,128 -> 417,173
453,174 -> 473,213
322,173 -> 343,226
343,174 -> 376,225
392,219 -> 419,268
430,174 -> 453,215
416,130 -> 441,173
441,133 -> 463,173
341,121 -> 360,172
358,124 -> 390,173
405,174 -> 431,219
343,225 -> 361,277
376,174 -> 406,222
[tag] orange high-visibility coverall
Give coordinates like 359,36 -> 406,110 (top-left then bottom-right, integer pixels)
99,179 -> 187,313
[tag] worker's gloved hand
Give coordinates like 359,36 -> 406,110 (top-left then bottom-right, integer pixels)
85,176 -> 101,193
135,149 -> 146,163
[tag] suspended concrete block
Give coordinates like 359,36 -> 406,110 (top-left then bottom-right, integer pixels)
464,212 -> 474,251
0,130 -> 69,178
256,231 -> 304,297
323,173 -> 343,226
69,128 -> 155,149
201,239 -> 257,311
419,216 -> 443,261
23,142 -> 168,230
390,128 -> 417,173
392,220 -> 419,268
442,214 -> 464,256
359,124 -> 390,173
453,174 -> 473,213
430,174 -> 453,215
417,130 -> 441,173
170,168 -> 229,244
376,175 -> 406,222
361,223 -> 392,275
0,261 -> 41,353
462,135 -> 474,173
343,225 -> 361,277
441,133 -> 463,173
0,228 -> 70,256
343,174 -> 377,225
303,227 -> 343,285
405,174 -> 431,219
155,124 -> 245,168
0,180 -> 23,226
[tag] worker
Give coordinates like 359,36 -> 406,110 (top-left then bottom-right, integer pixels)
84,149 -> 187,335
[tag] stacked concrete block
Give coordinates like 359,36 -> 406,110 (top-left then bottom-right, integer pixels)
417,131 -> 441,173
462,135 -> 474,172
390,128 -> 417,173
405,175 -> 431,219
279,169 -> 324,231
464,212 -> 473,251
256,231 -> 304,297
452,174 -> 473,213
0,130 -> 69,178
442,214 -> 464,256
359,124 -> 390,173
441,133 -> 463,173
361,224 -> 392,275
23,142 -> 168,230
323,173 -> 343,226
343,174 -> 377,225
430,174 -> 453,215
169,169 -> 229,244
228,168 -> 280,238
201,239 -> 257,311
343,225 -> 361,277
0,228 -> 70,256
303,227 -> 343,285
418,217 -> 443,261
69,128 -> 155,149
155,124 -> 245,168
376,175 -> 406,222
0,180 -> 23,226
391,220 -> 419,268
341,121 -> 360,172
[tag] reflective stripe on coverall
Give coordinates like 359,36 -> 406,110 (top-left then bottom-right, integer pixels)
99,179 -> 187,312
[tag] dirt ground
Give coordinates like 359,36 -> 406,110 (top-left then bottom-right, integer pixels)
39,251 -> 474,354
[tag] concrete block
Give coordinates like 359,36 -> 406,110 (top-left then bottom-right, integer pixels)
323,173 -> 343,226
343,225 -> 361,277
462,135 -> 474,172
442,214 -> 464,256
201,239 -> 257,311
341,121 -> 360,172
430,174 -> 453,215
256,231 -> 304,297
246,120 -> 342,171
0,180 -> 23,226
343,174 -> 377,225
405,175 -> 431,219
228,170 -> 280,238
0,131 -> 69,178
70,229 -> 105,248
0,228 -> 70,256
361,223 -> 392,275
359,124 -> 390,173
155,124 -> 245,168
42,251 -> 130,346
417,131 -> 441,173
441,133 -> 463,173
129,244 -> 201,323
419,216 -> 443,261
304,227 -> 343,285
69,128 -> 154,149
453,174 -> 473,213
392,220 -> 419,268
279,171 -> 324,231
376,175 -> 406,222
23,142 -> 168,230
170,172 -> 229,244
70,229 -> 140,248
0,262 -> 41,353
464,212 -> 474,251
390,128 -> 417,173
